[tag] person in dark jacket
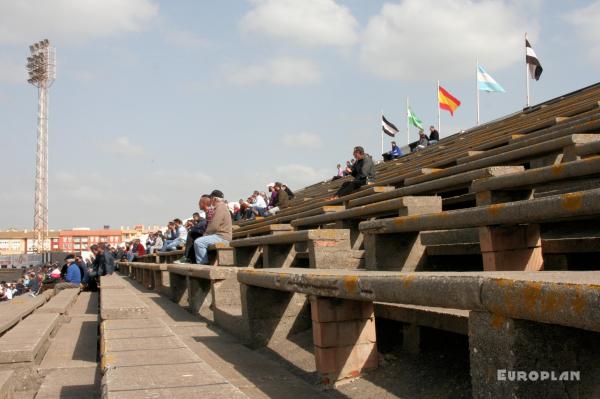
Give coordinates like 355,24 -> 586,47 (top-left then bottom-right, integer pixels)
332,146 -> 376,198
429,125 -> 439,144
383,141 -> 403,161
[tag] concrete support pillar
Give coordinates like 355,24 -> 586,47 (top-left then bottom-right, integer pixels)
364,232 -> 427,271
309,296 -> 378,385
169,273 -> 190,308
240,284 -> 310,348
402,324 -> 420,354
189,277 -> 213,321
153,269 -> 163,292
208,246 -> 234,266
478,225 -> 543,271
212,277 -> 245,335
469,311 -> 600,398
263,244 -> 296,268
234,246 -> 262,267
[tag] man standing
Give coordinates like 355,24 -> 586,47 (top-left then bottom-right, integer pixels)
194,190 -> 232,265
333,146 -> 375,198
54,254 -> 81,292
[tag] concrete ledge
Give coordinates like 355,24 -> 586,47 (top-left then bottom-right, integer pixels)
0,294 -> 50,335
237,268 -> 600,333
100,274 -> 127,290
359,188 -> 600,234
231,229 -> 349,247
100,282 -> 149,321
375,303 -> 469,335
38,288 -> 80,314
0,312 -> 60,364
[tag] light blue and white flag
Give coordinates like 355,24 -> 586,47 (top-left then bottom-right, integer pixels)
477,65 -> 505,93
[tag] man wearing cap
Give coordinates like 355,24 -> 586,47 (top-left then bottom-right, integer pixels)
54,254 -> 81,292
193,190 -> 233,264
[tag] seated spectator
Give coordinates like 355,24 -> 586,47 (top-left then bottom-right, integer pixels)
149,232 -> 164,254
429,125 -> 439,144
267,182 -> 290,215
382,141 -> 403,161
413,131 -> 429,151
249,190 -> 268,218
132,239 -> 146,258
193,190 -> 232,265
282,184 -> 294,200
178,195 -> 212,263
332,163 -> 344,180
331,146 -> 375,199
232,203 -> 242,221
162,219 -> 187,251
54,254 -> 81,293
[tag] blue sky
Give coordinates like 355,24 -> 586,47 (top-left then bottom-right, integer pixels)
0,0 -> 598,229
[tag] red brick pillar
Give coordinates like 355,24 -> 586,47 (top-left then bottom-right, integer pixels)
310,296 -> 378,385
479,225 -> 543,271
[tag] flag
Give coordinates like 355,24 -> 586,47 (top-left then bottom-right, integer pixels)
526,38 -> 543,80
407,106 -> 423,129
381,114 -> 399,137
477,65 -> 505,93
438,85 -> 461,116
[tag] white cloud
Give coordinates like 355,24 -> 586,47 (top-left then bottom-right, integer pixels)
282,132 -> 323,149
240,0 -> 358,47
225,57 -> 320,86
565,1 -> 600,64
360,0 -> 533,80
0,0 -> 158,45
100,136 -> 146,157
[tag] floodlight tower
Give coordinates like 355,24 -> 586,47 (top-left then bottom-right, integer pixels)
27,39 -> 56,256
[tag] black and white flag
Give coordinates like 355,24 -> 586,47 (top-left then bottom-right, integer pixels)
526,38 -> 543,81
382,114 -> 399,137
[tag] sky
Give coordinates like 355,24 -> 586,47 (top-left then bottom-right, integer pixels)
0,0 -> 599,230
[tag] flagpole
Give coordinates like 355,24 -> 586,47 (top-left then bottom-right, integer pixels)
406,97 -> 410,146
380,110 -> 384,160
476,57 -> 480,125
437,80 -> 441,135
525,32 -> 530,107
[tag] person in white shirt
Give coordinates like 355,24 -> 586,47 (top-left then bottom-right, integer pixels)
249,190 -> 268,218
163,218 -> 188,251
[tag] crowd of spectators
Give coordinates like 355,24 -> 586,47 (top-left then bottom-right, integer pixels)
231,182 -> 294,221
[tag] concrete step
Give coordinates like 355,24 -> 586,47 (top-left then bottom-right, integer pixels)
0,312 -> 60,364
39,314 -> 98,371
38,288 -> 80,315
100,288 -> 149,320
68,291 -> 99,316
0,293 -> 50,336
0,370 -> 14,399
35,367 -> 100,399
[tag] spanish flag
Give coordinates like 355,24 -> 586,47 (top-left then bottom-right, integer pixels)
438,85 -> 461,116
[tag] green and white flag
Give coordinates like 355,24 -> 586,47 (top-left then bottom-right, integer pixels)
407,106 -> 423,130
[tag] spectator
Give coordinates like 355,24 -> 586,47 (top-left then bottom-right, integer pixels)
383,141 -> 403,161
267,183 -> 278,208
331,146 -> 375,198
333,163 -> 344,180
162,218 -> 187,251
249,190 -> 268,218
54,254 -> 81,292
429,125 -> 440,144
149,232 -> 164,254
193,190 -> 232,265
282,184 -> 294,200
267,182 -> 290,215
413,131 -> 429,151
179,195 -> 211,263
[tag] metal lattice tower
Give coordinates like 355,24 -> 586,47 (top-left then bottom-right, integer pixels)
27,39 -> 56,254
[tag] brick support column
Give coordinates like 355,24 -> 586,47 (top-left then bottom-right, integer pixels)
479,225 -> 543,271
309,296 -> 378,385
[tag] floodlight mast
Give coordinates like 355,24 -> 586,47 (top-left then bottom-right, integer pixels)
27,39 -> 55,257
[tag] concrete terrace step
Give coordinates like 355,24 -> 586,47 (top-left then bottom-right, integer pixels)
0,312 -> 60,364
38,288 -> 80,315
0,291 -> 52,335
35,368 -> 100,399
0,370 -> 14,399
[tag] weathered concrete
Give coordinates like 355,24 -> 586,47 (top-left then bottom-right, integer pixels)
35,367 -> 99,399
39,315 -> 98,370
348,166 -> 523,208
99,274 -> 127,290
237,268 -> 600,333
0,312 -> 60,364
38,287 -> 80,314
101,363 -> 248,398
0,370 -> 14,399
469,311 -> 600,398
100,289 -> 148,320
359,188 -> 600,234
0,293 -> 50,335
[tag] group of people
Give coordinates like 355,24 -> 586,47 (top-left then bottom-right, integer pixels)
232,182 -> 294,221
0,243 -> 117,299
382,125 -> 440,161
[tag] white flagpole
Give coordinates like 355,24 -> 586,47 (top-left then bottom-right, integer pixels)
380,110 -> 384,160
437,80 -> 441,135
476,57 -> 480,125
525,32 -> 530,107
406,97 -> 410,146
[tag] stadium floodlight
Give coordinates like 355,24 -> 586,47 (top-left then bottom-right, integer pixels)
26,39 -> 56,257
